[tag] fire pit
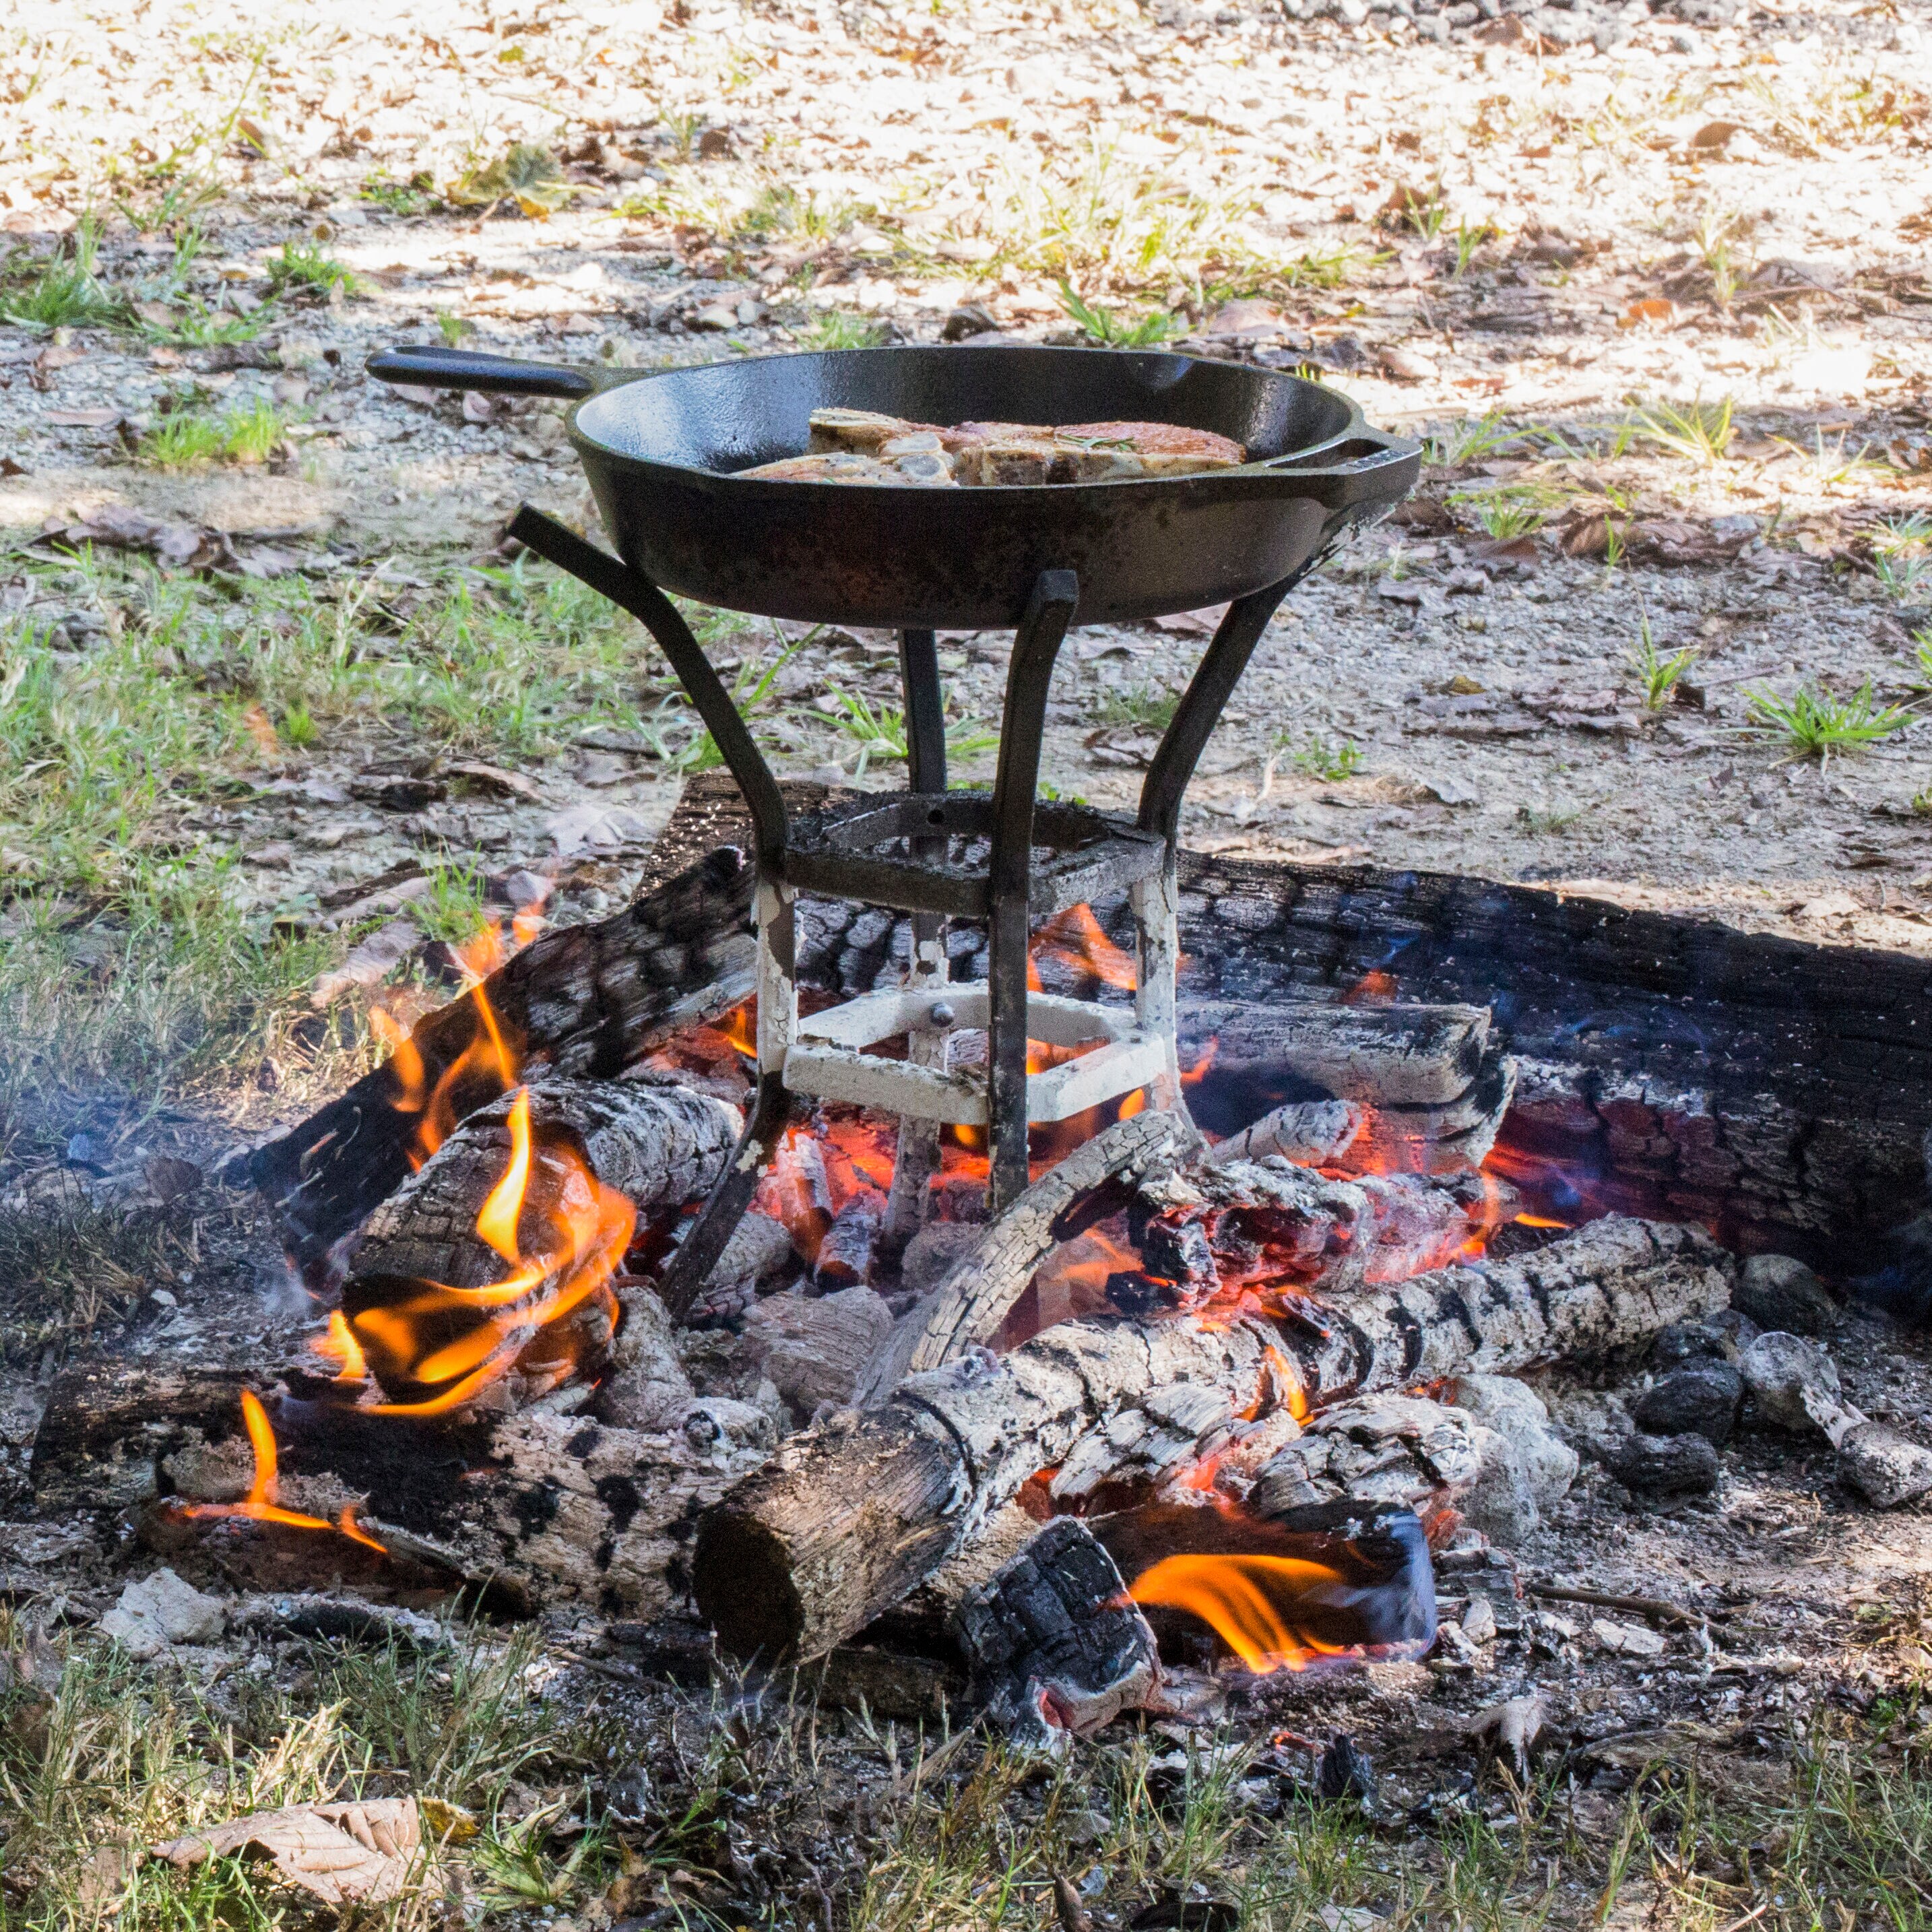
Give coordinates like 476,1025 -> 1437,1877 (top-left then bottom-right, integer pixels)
365,342 -> 1420,1302
34,344 -> 1932,1752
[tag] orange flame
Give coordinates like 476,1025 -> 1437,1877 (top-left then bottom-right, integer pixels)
311,1310 -> 368,1381
1128,1553 -> 1353,1673
1342,969 -> 1396,1006
176,1391 -> 386,1554
352,1085 -> 635,1415
385,984 -> 521,1170
1031,903 -> 1137,991
476,1088 -> 534,1263
1180,1039 -> 1218,1087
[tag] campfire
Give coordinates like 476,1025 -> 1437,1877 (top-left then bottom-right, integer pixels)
30,342 -> 1932,1752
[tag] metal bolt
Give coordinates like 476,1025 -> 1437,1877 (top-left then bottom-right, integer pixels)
927,1001 -> 955,1027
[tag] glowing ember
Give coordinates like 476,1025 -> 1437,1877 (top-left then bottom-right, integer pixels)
349,1085 -> 636,1414
175,1391 -> 386,1554
1031,903 -> 1138,992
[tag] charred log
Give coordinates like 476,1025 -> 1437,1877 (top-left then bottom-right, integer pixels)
693,1216 -> 1731,1660
29,1363 -> 768,1617
252,849 -> 758,1278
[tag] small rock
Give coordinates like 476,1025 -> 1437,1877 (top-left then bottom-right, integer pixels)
1632,1362 -> 1743,1447
100,1568 -> 227,1659
692,301 -> 743,332
1648,1321 -> 1729,1370
1838,1421 -> 1932,1510
1735,1254 -> 1839,1337
941,302 -> 1000,342
1460,1594 -> 1497,1645
1592,1617 -> 1665,1659
1458,1421 -> 1541,1544
1600,1431 -> 1720,1495
1739,1331 -> 1840,1431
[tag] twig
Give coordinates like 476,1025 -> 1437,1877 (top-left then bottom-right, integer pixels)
1529,1582 -> 1710,1629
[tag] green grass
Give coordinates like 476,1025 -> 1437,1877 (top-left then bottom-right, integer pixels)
264,238 -> 360,301
1629,616 -> 1698,711
137,399 -> 288,469
1,215 -> 124,331
1745,680 -> 1913,759
820,686 -> 998,776
360,169 -> 441,215
0,551 -> 698,1152
1637,396 -> 1736,467
800,309 -> 889,351
1057,282 -> 1183,348
1424,412 -> 1519,469
1095,683 -> 1181,733
1287,730 -> 1365,781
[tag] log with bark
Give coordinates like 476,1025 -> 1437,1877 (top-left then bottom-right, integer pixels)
28,1360 -> 771,1617
342,1079 -> 742,1408
691,1215 -> 1734,1661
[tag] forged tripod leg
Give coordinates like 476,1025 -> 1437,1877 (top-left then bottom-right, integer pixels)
886,626 -> 951,1247
659,878 -> 798,1322
986,571 -> 1079,1215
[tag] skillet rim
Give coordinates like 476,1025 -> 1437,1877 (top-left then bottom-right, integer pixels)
560,342 -> 1385,495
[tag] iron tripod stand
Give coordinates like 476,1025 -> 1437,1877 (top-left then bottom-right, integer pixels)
507,503 -> 1311,1320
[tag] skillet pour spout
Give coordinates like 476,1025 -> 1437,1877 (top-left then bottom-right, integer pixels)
366,342 -> 1419,629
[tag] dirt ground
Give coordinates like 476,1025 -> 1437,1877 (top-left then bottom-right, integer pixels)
5,2 -> 1932,1927
4,0 -> 1931,955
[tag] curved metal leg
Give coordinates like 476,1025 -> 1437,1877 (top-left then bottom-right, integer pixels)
988,571 -> 1079,1213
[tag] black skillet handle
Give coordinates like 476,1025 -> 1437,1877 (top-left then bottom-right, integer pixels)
366,344 -> 598,399
1264,424 -> 1421,515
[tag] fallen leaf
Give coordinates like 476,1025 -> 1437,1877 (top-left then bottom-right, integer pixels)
155,1797 -> 457,1906
311,915 -> 423,1008
1687,120 -> 1741,150
1455,1693 -> 1546,1774
1617,297 -> 1676,330
448,759 -> 543,801
144,1154 -> 202,1203
1151,604 -> 1229,637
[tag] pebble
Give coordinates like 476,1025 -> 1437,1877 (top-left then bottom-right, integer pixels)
1739,1330 -> 1841,1432
100,1568 -> 227,1659
1632,1361 -> 1743,1447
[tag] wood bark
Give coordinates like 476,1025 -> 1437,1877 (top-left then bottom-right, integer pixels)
693,1216 -> 1731,1661
1177,1000 -> 1493,1108
1159,853 -> 1932,1257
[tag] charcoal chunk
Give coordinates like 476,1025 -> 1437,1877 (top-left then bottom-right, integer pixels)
1632,1362 -> 1743,1446
1600,1431 -> 1721,1495
1735,1254 -> 1840,1337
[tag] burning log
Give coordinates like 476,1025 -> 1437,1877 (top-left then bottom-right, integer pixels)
856,1107 -> 1197,1405
251,846 -> 759,1278
30,1363 -> 770,1617
342,1080 -> 742,1411
1180,1000 -> 1493,1108
1180,998 -> 1516,1177
693,1216 -> 1733,1661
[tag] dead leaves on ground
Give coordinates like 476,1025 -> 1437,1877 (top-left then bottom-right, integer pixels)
154,1796 -> 474,1905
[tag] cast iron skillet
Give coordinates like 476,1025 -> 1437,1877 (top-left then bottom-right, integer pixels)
368,342 -> 1419,630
